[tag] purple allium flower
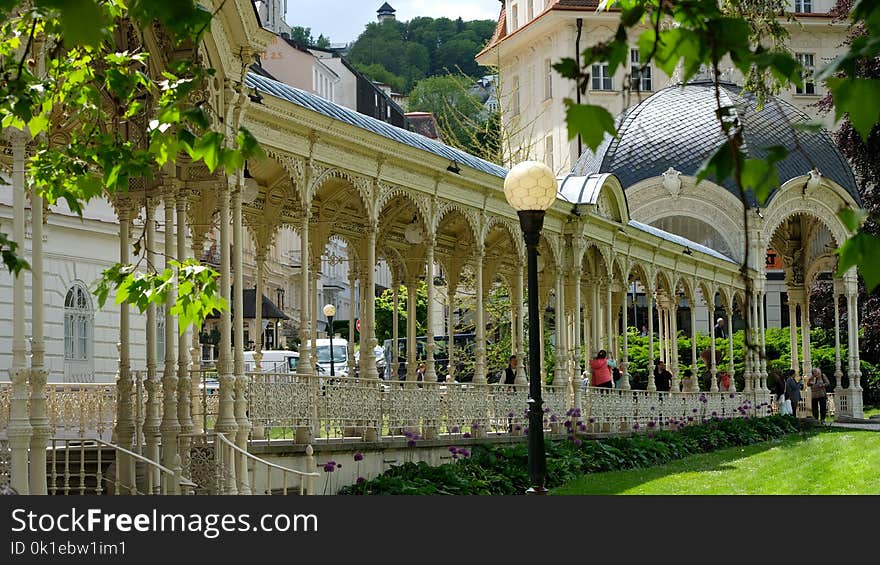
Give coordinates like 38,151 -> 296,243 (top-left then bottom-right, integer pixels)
692,408 -> 699,413
550,415 -> 558,423
463,432 -> 471,439
699,393 -> 707,403
448,446 -> 457,454
687,416 -> 694,422
356,477 -> 366,484
647,421 -> 656,428
354,452 -> 364,462
451,426 -> 460,433
403,431 -> 413,439
588,417 -> 595,424
472,423 -> 480,429
323,462 -> 335,473
729,393 -> 735,399
508,412 -> 515,418
573,438 -> 582,446
514,425 -> 521,431
566,408 -> 574,417
412,434 -> 421,440
711,411 -> 717,417
406,439 -> 416,448
577,422 -> 586,431
523,428 -> 529,435
459,449 -> 470,458
633,423 -> 640,430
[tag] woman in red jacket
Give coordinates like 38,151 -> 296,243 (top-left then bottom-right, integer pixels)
590,350 -> 613,388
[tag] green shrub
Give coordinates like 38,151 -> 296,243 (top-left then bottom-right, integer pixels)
339,415 -> 815,495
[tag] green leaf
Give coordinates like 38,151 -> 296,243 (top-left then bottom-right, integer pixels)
827,78 -> 880,142
563,101 -> 616,152
741,158 -> 780,206
837,231 -> 880,291
39,0 -> 111,47
696,141 -> 740,187
552,58 -> 580,79
839,208 -> 868,232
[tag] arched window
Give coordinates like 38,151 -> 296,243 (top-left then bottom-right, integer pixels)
64,282 -> 93,361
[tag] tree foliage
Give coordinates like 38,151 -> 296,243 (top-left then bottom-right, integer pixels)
0,0 -> 264,331
288,26 -> 330,49
347,16 -> 496,92
407,73 -> 500,161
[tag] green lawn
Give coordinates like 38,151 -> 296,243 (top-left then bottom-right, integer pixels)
553,429 -> 880,495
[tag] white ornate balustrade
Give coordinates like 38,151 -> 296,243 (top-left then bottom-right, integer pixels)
0,382 -> 116,441
1,375 -> 792,448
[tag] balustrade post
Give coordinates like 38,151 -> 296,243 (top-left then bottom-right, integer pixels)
392,275 -> 399,380
8,130 -> 31,494
801,294 -> 812,380
254,252 -> 265,370
691,298 -> 700,393
232,182 -> 251,494
348,268 -> 357,376
214,180 -> 239,440
405,277 -> 418,384
647,289 -> 656,392
833,282 -> 843,386
29,185 -> 49,494
176,194 -> 194,467
424,238 -> 438,384
553,272 -> 567,387
621,281 -> 630,390
727,301 -> 736,391
516,267 -> 528,384
114,201 -> 136,486
144,201 -> 161,483
296,211 -> 314,444
162,192 -> 181,484
474,246 -> 487,384
363,221 -> 380,381
708,293 -> 718,389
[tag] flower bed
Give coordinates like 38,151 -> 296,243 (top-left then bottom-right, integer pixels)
339,415 -> 815,495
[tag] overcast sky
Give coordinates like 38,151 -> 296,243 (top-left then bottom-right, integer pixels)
285,1 -> 500,44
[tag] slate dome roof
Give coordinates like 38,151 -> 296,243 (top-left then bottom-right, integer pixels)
571,81 -> 859,206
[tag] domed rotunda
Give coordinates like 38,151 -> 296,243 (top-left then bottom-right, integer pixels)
563,79 -> 861,398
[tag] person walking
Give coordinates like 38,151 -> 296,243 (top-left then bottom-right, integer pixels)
714,317 -> 727,339
784,369 -> 801,418
503,355 -> 518,390
590,350 -> 613,389
807,367 -> 830,423
654,360 -> 672,392
718,371 -> 732,392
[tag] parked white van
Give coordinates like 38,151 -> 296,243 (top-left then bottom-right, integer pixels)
243,350 -> 299,373
310,338 -> 348,377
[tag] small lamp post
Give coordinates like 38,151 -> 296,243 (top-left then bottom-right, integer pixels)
323,304 -> 336,377
503,160 -> 557,495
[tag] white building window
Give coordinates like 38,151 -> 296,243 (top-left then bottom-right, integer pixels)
544,135 -> 554,170
796,53 -> 816,95
64,282 -> 93,361
794,0 -> 812,13
527,0 -> 534,20
511,4 -> 519,30
630,48 -> 652,91
592,63 -> 613,91
511,76 -> 520,116
544,58 -> 553,100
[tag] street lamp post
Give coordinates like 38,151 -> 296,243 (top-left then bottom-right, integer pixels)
323,304 -> 336,377
503,160 -> 558,495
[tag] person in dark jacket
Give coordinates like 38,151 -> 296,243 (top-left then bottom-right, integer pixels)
784,369 -> 801,418
503,355 -> 517,388
654,360 -> 672,392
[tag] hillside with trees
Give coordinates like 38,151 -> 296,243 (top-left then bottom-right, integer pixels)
347,16 -> 496,93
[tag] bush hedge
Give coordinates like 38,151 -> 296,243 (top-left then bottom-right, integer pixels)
339,415 -> 813,495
